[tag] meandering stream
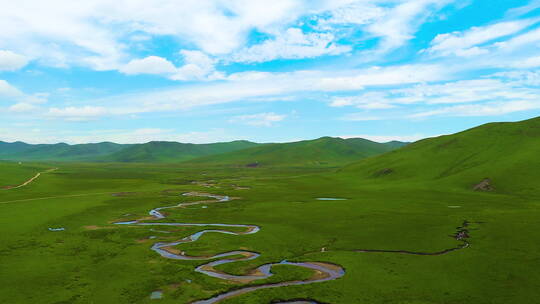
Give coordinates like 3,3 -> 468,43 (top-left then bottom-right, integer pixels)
114,192 -> 345,303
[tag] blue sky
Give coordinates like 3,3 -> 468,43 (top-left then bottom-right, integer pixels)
1,0 -> 540,144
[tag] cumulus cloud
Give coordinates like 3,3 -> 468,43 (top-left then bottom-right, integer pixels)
171,50 -> 221,81
119,56 -> 177,75
0,50 -> 29,71
119,51 -> 220,80
229,112 -> 286,126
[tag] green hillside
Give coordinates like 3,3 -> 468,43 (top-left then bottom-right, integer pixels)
341,116 -> 540,195
184,136 -> 407,167
101,140 -> 260,162
0,142 -> 127,161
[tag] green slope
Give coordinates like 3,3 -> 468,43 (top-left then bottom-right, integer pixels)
341,116 -> 540,195
184,136 -> 407,167
101,140 -> 260,162
0,142 -> 127,161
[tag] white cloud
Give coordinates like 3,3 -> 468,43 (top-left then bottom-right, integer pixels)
0,0 -> 310,69
231,28 -> 351,63
431,24 -> 540,71
494,70 -> 540,86
0,50 -> 29,71
171,50 -> 221,81
411,99 -> 540,118
0,80 -> 22,97
400,79 -> 538,105
23,92 -> 49,104
366,0 -> 454,52
327,71 -> 540,120
511,55 -> 540,68
426,19 -> 538,57
453,46 -> 489,57
120,51 -> 220,80
318,64 -> 450,91
8,102 -> 37,113
119,56 -> 177,75
331,93 -> 397,109
315,2 -> 386,28
495,27 -> 540,51
0,80 -> 48,113
55,63 -> 451,118
330,78 -> 540,110
506,1 -> 540,18
230,112 -> 286,126
0,0 -> 461,70
46,106 -> 108,121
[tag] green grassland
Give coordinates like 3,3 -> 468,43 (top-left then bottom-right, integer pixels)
1,118 -> 539,303
0,161 -> 52,187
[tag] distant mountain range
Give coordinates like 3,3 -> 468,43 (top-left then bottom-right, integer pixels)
0,137 -> 408,166
100,140 -> 260,162
0,141 -> 128,161
184,137 -> 407,167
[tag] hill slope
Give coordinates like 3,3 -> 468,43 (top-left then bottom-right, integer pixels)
341,117 -> 540,194
101,140 -> 260,162
184,137 -> 407,167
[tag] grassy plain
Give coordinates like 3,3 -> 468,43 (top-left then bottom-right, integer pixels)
1,158 -> 538,304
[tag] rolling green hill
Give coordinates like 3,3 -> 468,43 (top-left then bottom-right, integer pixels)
100,140 -> 260,162
184,136 -> 407,167
341,116 -> 540,195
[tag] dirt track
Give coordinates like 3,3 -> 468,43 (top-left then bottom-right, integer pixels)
1,168 -> 58,190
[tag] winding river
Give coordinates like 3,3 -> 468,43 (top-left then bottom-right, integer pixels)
114,192 -> 345,303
